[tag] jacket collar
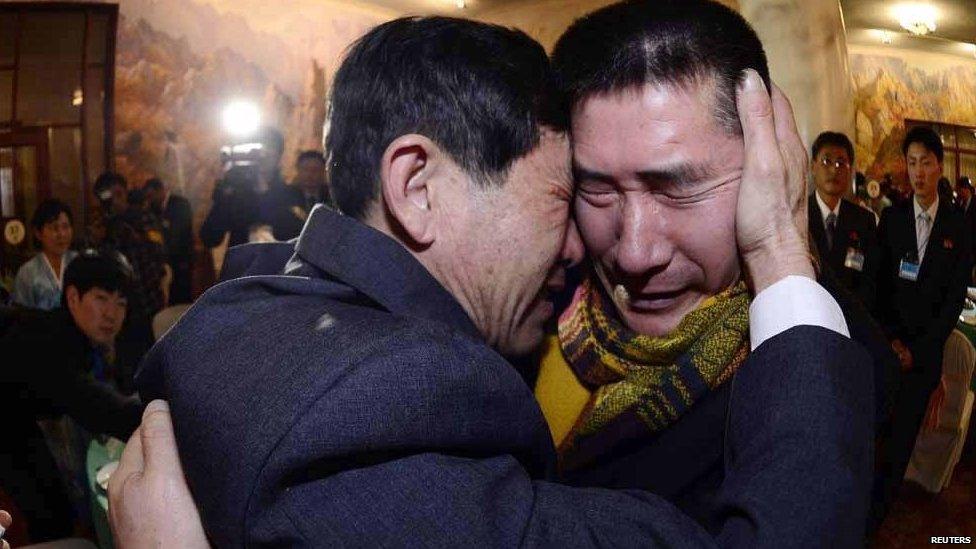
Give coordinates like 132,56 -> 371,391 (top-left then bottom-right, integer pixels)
293,206 -> 482,341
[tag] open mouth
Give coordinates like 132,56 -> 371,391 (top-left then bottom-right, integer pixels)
624,288 -> 686,311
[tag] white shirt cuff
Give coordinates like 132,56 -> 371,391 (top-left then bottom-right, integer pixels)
749,275 -> 849,350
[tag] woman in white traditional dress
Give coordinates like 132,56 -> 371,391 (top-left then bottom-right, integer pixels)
12,199 -> 78,310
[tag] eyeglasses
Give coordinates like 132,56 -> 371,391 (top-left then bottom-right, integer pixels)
819,157 -> 851,170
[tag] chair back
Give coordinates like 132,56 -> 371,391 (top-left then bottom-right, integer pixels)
152,304 -> 191,341
940,329 -> 976,427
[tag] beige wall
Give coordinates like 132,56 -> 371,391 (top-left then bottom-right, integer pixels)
739,0 -> 854,152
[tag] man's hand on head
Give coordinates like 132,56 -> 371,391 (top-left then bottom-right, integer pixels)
108,400 -> 210,549
735,69 -> 815,294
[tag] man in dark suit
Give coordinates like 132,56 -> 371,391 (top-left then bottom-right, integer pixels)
145,178 -> 194,304
955,176 -> 976,271
874,125 -> 973,527
1,251 -> 142,543
199,128 -> 293,248
808,131 -> 881,314
253,151 -> 335,245
110,15 -> 872,548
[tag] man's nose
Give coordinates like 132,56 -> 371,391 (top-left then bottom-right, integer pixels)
105,305 -> 123,323
559,218 -> 585,269
615,196 -> 673,275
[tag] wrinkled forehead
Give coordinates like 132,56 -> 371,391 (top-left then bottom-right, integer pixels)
569,82 -> 743,176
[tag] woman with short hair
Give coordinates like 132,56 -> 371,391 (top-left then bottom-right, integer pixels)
12,199 -> 78,310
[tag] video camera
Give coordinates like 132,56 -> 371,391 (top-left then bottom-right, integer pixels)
214,141 -> 265,201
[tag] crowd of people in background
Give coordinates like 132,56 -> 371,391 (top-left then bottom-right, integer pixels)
0,141 -> 333,544
806,126 -> 972,530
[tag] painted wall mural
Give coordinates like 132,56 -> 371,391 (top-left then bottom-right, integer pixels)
101,0 -> 394,228
850,46 -> 976,186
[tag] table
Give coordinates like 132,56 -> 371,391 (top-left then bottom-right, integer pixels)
86,438 -> 125,549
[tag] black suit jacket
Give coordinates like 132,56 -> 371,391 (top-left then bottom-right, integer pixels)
160,194 -> 193,262
809,196 -> 881,314
878,198 -> 972,372
962,200 -> 976,267
562,268 -> 894,531
1,308 -> 142,540
139,208 -> 873,547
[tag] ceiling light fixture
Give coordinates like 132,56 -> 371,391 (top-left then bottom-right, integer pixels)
892,3 -> 939,36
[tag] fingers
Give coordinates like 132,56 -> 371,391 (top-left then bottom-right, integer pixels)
770,84 -> 808,195
109,424 -> 144,512
736,69 -> 783,180
140,400 -> 184,475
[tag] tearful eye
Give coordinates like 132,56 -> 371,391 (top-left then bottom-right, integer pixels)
579,186 -> 617,207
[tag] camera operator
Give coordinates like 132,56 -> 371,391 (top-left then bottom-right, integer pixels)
91,174 -> 168,320
200,127 -> 302,248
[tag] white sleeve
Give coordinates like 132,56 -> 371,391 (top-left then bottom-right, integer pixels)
749,275 -> 849,350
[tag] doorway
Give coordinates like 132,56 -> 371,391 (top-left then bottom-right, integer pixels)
0,127 -> 49,289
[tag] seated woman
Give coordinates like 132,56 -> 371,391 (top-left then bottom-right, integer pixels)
12,199 -> 78,310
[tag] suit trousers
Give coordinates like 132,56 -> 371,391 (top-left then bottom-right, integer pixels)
872,352 -> 943,529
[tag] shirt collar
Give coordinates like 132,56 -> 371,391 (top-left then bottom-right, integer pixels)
293,206 -> 482,341
39,251 -> 71,287
815,190 -> 841,223
913,194 -> 939,221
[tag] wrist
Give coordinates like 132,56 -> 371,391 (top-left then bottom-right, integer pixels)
742,224 -> 814,295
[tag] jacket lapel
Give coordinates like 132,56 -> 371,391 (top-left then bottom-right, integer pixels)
831,201 -> 855,264
808,197 -> 829,259
919,200 -> 948,277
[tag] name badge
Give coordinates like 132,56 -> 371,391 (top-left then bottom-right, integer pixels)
844,247 -> 865,272
898,259 -> 920,282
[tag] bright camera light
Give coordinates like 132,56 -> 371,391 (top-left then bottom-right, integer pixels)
892,3 -> 939,36
222,100 -> 261,137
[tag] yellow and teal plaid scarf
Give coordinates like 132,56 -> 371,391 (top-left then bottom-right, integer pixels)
556,275 -> 750,472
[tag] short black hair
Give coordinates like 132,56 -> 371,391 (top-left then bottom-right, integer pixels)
62,248 -> 134,304
902,126 -> 944,163
296,150 -> 326,165
812,131 -> 854,164
958,176 -> 974,192
326,16 -> 562,220
144,177 -> 164,191
31,198 -> 73,231
94,172 -> 127,199
551,0 -> 769,136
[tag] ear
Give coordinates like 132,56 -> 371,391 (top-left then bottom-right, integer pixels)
64,285 -> 80,313
379,134 -> 441,246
